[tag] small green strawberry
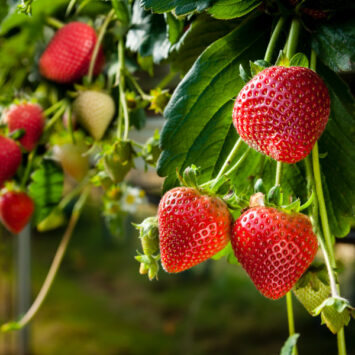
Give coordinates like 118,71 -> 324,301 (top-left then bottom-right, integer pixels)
102,140 -> 135,183
73,90 -> 115,140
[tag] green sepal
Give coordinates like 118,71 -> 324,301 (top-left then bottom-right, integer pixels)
141,130 -> 161,168
313,297 -> 354,316
280,334 -> 300,355
275,50 -> 290,66
133,216 -> 159,256
249,59 -> 269,76
212,242 -> 239,265
102,140 -> 135,183
289,53 -> 309,68
8,128 -> 25,140
135,253 -> 160,280
267,185 -> 283,206
239,63 -> 251,83
281,198 -> 301,213
177,164 -> 200,189
254,178 -> 266,194
223,190 -> 249,211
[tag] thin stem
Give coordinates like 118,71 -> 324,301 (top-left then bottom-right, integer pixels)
58,176 -> 90,211
286,292 -> 298,355
43,99 -> 65,117
44,104 -> 67,132
117,39 -> 129,140
312,142 -> 335,266
65,0 -> 77,16
264,17 -> 286,63
158,71 -> 177,90
224,147 -> 250,177
20,149 -> 36,189
215,137 -> 244,180
87,9 -> 115,84
275,161 -> 282,186
310,49 -> 317,72
46,17 -> 64,29
125,70 -> 151,100
2,189 -> 89,331
285,18 -> 301,58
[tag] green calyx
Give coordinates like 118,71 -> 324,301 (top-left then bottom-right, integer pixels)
133,216 -> 160,280
102,140 -> 135,183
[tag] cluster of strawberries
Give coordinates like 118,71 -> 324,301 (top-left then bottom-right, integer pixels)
158,65 -> 330,300
0,22 -> 107,234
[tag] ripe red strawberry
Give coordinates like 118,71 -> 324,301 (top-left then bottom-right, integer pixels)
0,136 -> 22,187
233,66 -> 330,163
73,90 -> 115,140
5,103 -> 45,151
232,207 -> 318,299
39,22 -> 105,84
158,187 -> 232,273
0,191 -> 34,234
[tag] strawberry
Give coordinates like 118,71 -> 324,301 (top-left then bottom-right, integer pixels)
39,22 -> 105,84
0,190 -> 34,234
5,103 -> 45,151
158,187 -> 232,273
233,66 -> 330,163
0,136 -> 22,186
231,206 -> 318,299
53,143 -> 89,181
73,90 -> 115,140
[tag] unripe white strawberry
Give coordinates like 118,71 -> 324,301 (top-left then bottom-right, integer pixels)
73,90 -> 115,140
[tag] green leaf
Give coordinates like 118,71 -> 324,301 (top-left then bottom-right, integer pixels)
140,0 -> 214,15
28,160 -> 64,226
280,334 -> 300,355
289,53 -> 309,68
158,13 -> 271,191
208,0 -> 262,19
212,242 -> 239,265
317,61 -> 355,237
312,18 -> 355,72
165,13 -> 183,45
170,14 -> 238,74
111,0 -> 130,27
126,1 -> 170,63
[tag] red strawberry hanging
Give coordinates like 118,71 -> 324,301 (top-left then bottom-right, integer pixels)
39,22 -> 105,84
158,187 -> 232,273
5,103 -> 45,151
233,66 -> 330,164
232,206 -> 318,299
0,190 -> 34,234
0,136 -> 22,187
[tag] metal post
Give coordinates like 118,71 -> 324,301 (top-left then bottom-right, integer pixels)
17,224 -> 31,355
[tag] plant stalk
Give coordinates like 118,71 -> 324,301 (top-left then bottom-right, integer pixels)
87,9 -> 115,84
285,18 -> 301,58
286,292 -> 298,355
1,189 -> 89,332
264,17 -> 286,63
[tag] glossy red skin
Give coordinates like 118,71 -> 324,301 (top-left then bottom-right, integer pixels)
233,66 -> 330,164
39,22 -> 105,84
0,191 -> 34,234
6,103 -> 45,151
232,207 -> 318,299
0,136 -> 22,187
158,187 -> 232,273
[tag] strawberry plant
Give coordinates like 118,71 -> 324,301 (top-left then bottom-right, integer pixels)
0,0 -> 354,354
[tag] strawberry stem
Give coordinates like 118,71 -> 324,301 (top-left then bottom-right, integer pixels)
1,188 -> 90,332
215,137 -> 244,180
285,18 -> 301,59
286,292 -> 298,355
124,69 -> 151,101
117,39 -> 130,141
20,149 -> 36,189
308,50 -> 347,355
275,161 -> 282,186
224,147 -> 250,177
43,99 -> 66,117
87,9 -> 115,84
45,17 -> 64,29
264,17 -> 286,63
